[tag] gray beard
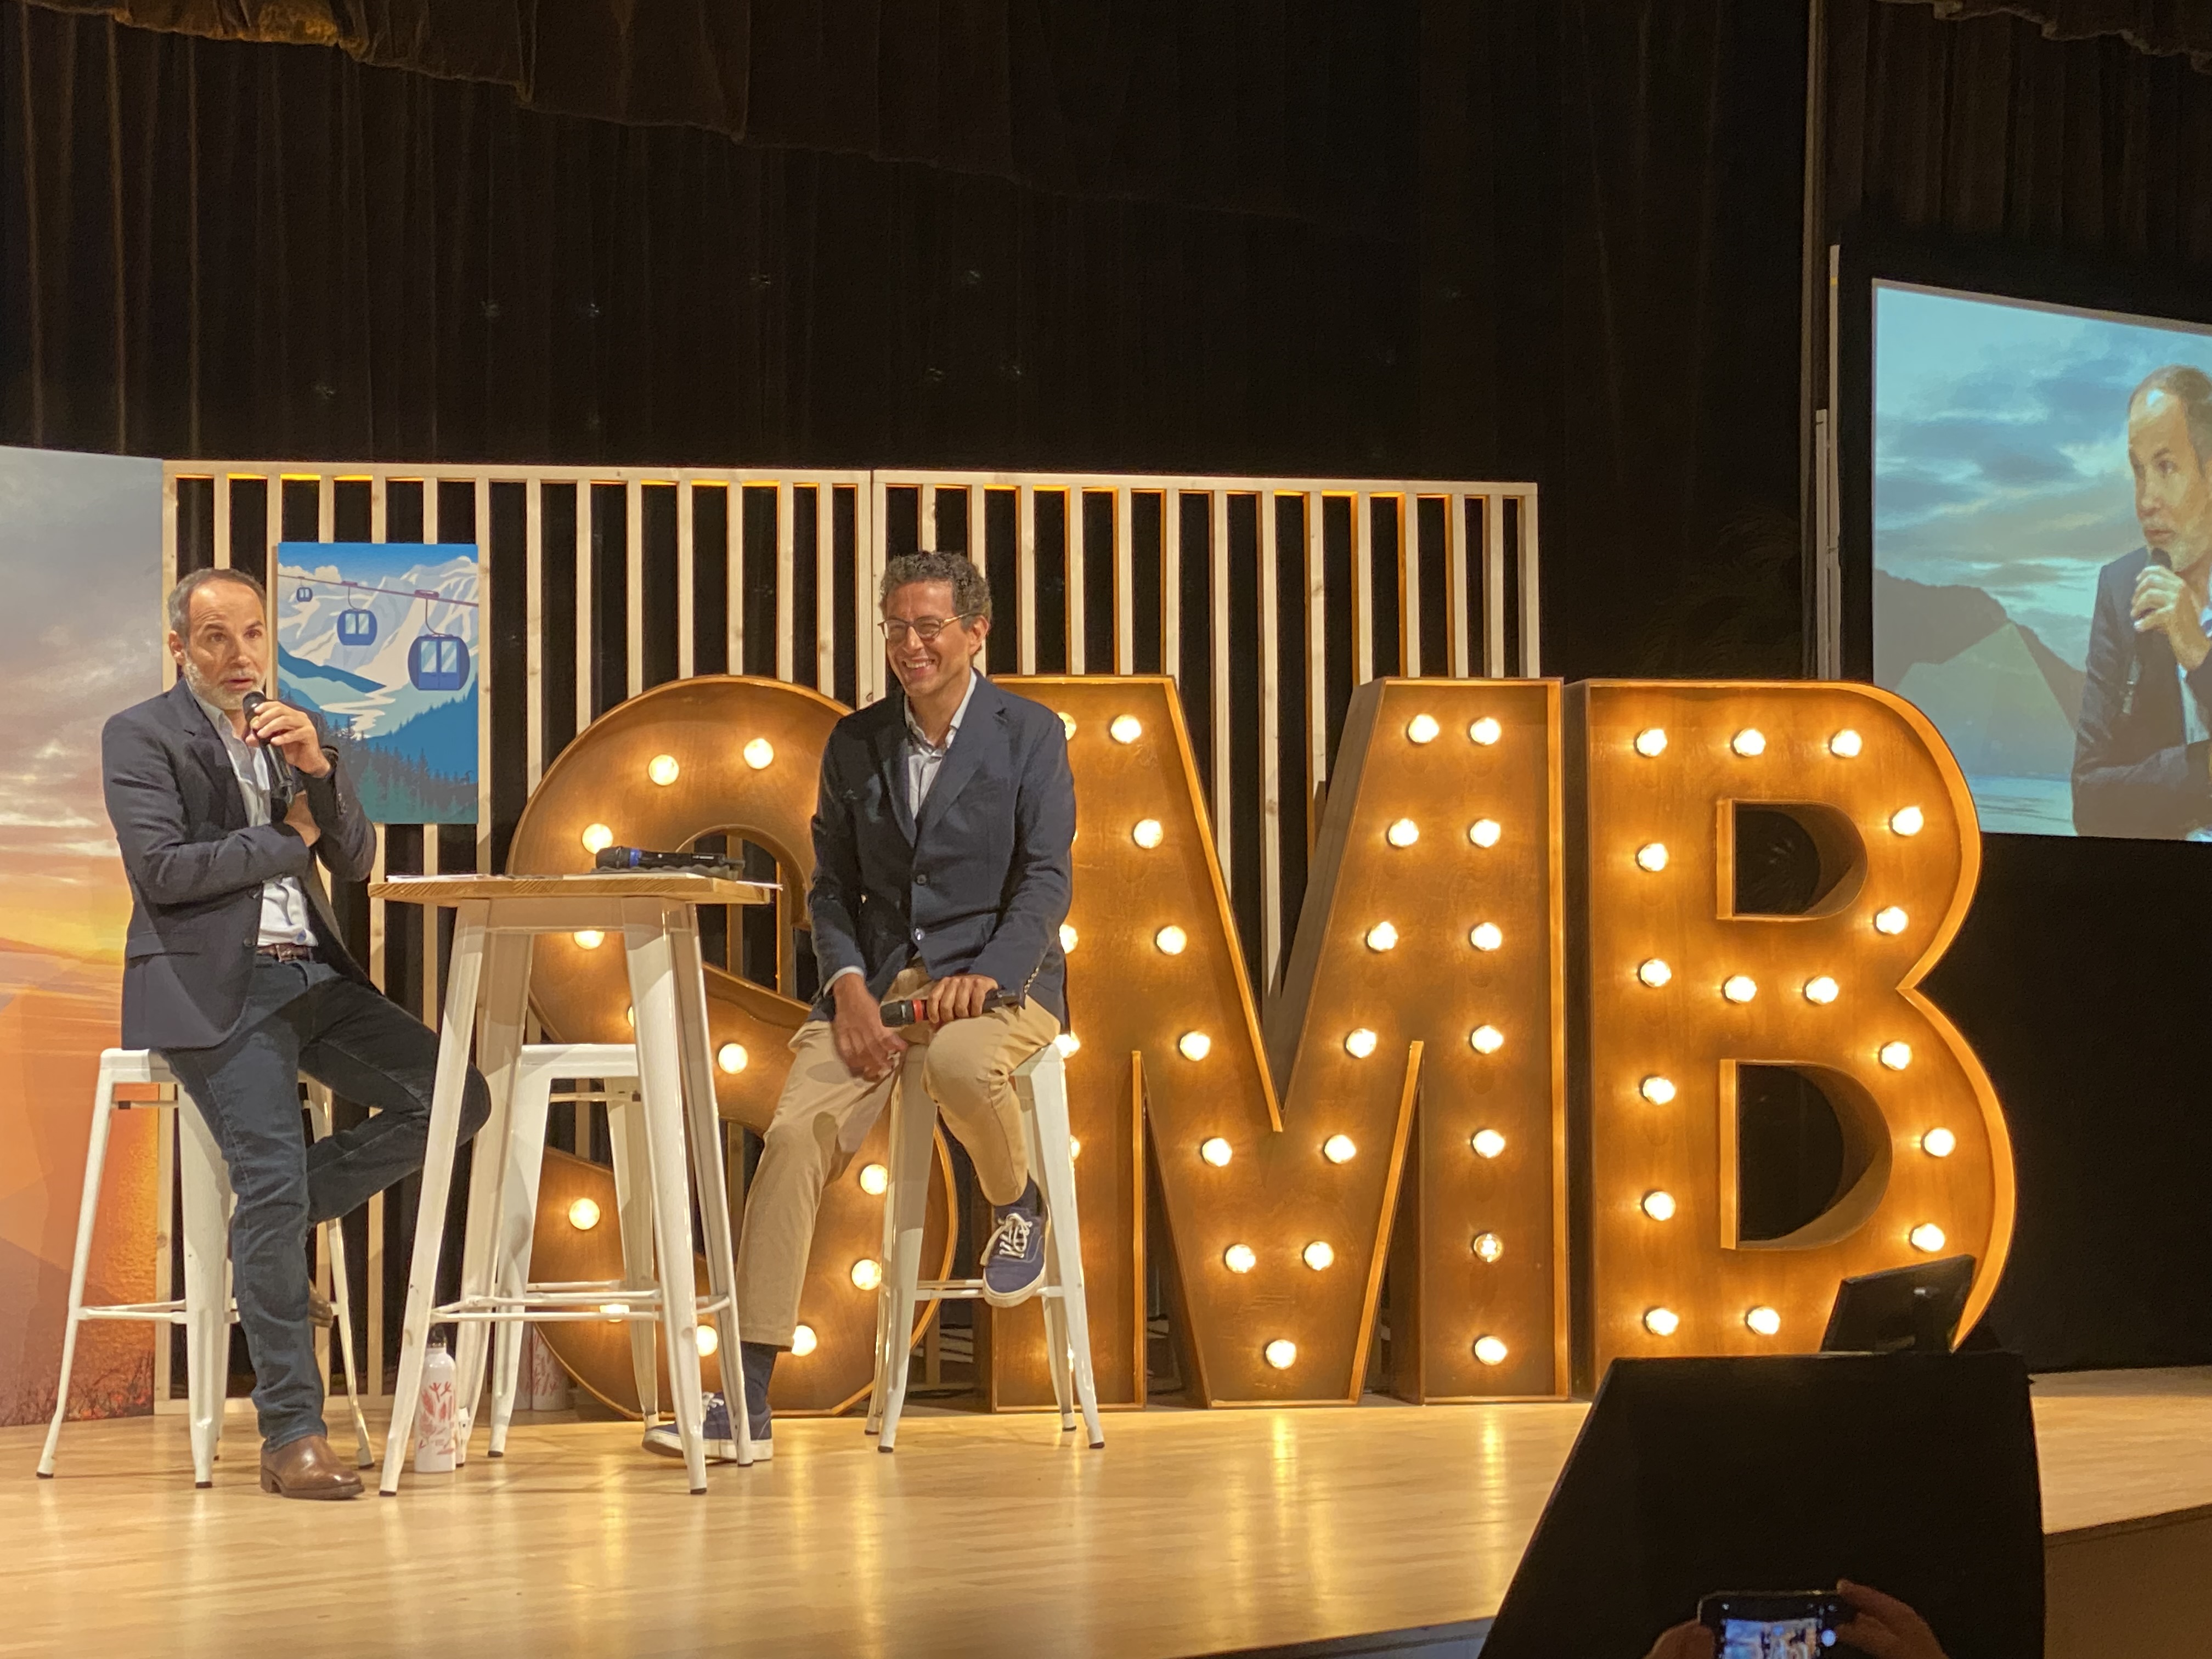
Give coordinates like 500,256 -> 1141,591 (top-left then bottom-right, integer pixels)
180,658 -> 248,712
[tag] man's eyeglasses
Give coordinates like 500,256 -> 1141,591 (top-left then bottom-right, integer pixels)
879,614 -> 978,645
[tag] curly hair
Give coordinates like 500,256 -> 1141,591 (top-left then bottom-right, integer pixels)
880,551 -> 991,623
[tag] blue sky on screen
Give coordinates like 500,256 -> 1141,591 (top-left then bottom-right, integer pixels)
1875,281 -> 2212,668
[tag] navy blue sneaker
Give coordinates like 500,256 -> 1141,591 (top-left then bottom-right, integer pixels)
642,1390 -> 765,1463
981,1178 -> 1048,1308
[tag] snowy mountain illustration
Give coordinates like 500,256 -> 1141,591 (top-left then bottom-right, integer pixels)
275,545 -> 478,823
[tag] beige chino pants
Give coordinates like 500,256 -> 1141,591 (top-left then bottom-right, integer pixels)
733,964 -> 1060,1348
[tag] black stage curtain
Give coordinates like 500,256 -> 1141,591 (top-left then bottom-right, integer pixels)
1880,0 -> 2212,72
0,0 -> 1813,682
1832,0 -> 2212,1370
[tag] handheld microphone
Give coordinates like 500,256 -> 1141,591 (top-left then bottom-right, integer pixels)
879,988 -> 1022,1026
239,690 -> 297,811
592,845 -> 746,874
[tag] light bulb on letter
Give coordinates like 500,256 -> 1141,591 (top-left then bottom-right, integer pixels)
1109,714 -> 1142,744
1474,1335 -> 1509,1366
1634,728 -> 1667,757
1469,1024 -> 1504,1054
1365,921 -> 1399,952
1469,716 -> 1502,746
1723,975 -> 1757,1004
1874,906 -> 1909,935
1177,1031 -> 1212,1061
1155,926 -> 1187,955
1264,1339 -> 1297,1369
1302,1242 -> 1335,1271
1471,1128 -> 1505,1159
1200,1137 -> 1233,1167
742,737 -> 775,770
1640,1076 -> 1677,1105
567,1197 -> 601,1231
850,1259 -> 883,1291
1344,1028 -> 1378,1058
1060,923 -> 1078,952
1469,819 -> 1502,848
717,1043 -> 749,1074
1644,1307 -> 1680,1337
791,1324 -> 818,1357
1054,1032 -> 1080,1058
1731,729 -> 1767,757
1803,975 -> 1839,1005
1641,1190 -> 1677,1221
859,1163 -> 889,1195
1830,729 -> 1863,758
1638,959 -> 1673,988
1746,1306 -> 1782,1337
1322,1134 -> 1356,1164
1880,1041 -> 1913,1071
1223,1244 -> 1256,1274
572,930 -> 605,950
581,822 -> 614,854
1386,818 -> 1420,848
1407,714 -> 1440,744
647,754 -> 680,785
1635,843 -> 1668,872
1891,805 -> 1925,836
1910,1222 -> 1947,1254
1472,1232 -> 1505,1262
695,1324 -> 720,1357
1922,1127 -> 1956,1158
1470,922 -> 1503,952
1132,819 -> 1164,849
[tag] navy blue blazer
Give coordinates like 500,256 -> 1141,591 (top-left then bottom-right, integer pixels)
806,672 -> 1073,1024
103,678 -> 378,1050
2071,546 -> 2212,839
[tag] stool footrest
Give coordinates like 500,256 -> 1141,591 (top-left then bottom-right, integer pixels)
912,1279 -> 1073,1301
75,1301 -> 190,1322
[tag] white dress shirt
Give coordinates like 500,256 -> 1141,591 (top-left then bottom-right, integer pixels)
823,669 -> 981,996
192,691 -> 318,947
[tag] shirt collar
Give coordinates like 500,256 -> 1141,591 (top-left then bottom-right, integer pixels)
904,668 -> 981,754
189,686 -> 247,746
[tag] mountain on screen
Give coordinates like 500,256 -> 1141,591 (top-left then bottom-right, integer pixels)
1877,570 -> 2084,780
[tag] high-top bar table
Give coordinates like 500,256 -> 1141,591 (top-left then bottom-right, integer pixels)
367,871 -> 775,1495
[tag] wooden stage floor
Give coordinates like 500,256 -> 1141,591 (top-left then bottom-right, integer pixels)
8,1369 -> 2210,1658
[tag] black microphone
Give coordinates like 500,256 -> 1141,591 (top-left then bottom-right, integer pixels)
592,845 -> 745,874
239,690 -> 297,811
879,988 -> 1022,1026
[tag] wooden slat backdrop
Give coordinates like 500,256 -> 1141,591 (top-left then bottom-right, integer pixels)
160,461 -> 1540,1389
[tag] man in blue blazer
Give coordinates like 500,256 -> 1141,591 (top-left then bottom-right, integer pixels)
649,551 -> 1073,1462
2073,365 -> 2212,839
102,567 -> 489,1499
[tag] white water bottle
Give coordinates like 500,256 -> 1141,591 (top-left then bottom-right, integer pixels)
414,1335 -> 458,1474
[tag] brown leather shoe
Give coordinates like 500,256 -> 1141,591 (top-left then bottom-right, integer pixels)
259,1434 -> 364,1500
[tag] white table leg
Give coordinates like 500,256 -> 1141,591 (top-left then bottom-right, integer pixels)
668,910 -> 750,1465
624,899 -> 708,1493
875,1052 -> 936,1453
487,1052 -> 557,1457
379,900 -> 490,1497
452,928 -> 534,1458
37,1059 -> 119,1480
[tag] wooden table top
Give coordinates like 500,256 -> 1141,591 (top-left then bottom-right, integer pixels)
369,871 -> 778,905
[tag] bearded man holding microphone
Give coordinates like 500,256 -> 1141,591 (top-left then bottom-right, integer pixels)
102,567 -> 489,1499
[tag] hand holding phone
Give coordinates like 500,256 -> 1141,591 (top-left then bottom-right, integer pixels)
1698,1592 -> 1848,1657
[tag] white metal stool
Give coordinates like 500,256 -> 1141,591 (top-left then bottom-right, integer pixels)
867,1042 -> 1103,1451
37,1048 -> 371,1486
466,1042 -> 659,1457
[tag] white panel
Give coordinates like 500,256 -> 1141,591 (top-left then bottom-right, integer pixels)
624,479 -> 644,701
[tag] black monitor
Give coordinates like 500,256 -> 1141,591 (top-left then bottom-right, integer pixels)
1819,1254 -> 1977,1355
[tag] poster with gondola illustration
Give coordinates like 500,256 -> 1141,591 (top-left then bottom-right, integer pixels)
275,541 -> 479,823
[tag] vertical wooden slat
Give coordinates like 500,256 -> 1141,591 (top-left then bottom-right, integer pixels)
369,472 -> 387,544
525,478 -> 545,790
476,476 -> 493,870
775,479 -> 795,684
1209,490 -> 1231,865
212,474 -> 231,571
264,470 -> 281,583
1519,489 -> 1543,678
1353,491 -> 1375,685
1067,488 -> 1087,675
1258,490 -> 1281,987
1016,482 -> 1037,676
575,479 -> 592,733
1483,494 -> 1508,679
1305,492 -> 1328,847
159,471 -> 179,687
863,478 -> 886,706
727,477 -> 746,683
1447,490 -> 1471,679
1161,487 -> 1181,684
624,477 -> 644,701
422,471 -> 439,544
317,473 -> 334,545
815,485 -> 835,690
1113,484 -> 1134,675
676,479 -> 696,681
919,483 -> 936,554
1402,492 -> 1423,678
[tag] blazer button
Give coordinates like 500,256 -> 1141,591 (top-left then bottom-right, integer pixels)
915,872 -> 928,885
913,928 -> 925,942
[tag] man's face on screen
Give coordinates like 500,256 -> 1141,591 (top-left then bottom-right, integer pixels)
170,580 -> 269,713
883,579 -> 986,704
2129,391 -> 2212,576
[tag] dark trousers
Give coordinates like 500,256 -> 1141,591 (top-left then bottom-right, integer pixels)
161,956 -> 491,1450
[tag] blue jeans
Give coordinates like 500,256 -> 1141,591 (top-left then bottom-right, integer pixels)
162,957 -> 491,1451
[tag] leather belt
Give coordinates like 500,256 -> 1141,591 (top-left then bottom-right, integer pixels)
258,942 -> 317,963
